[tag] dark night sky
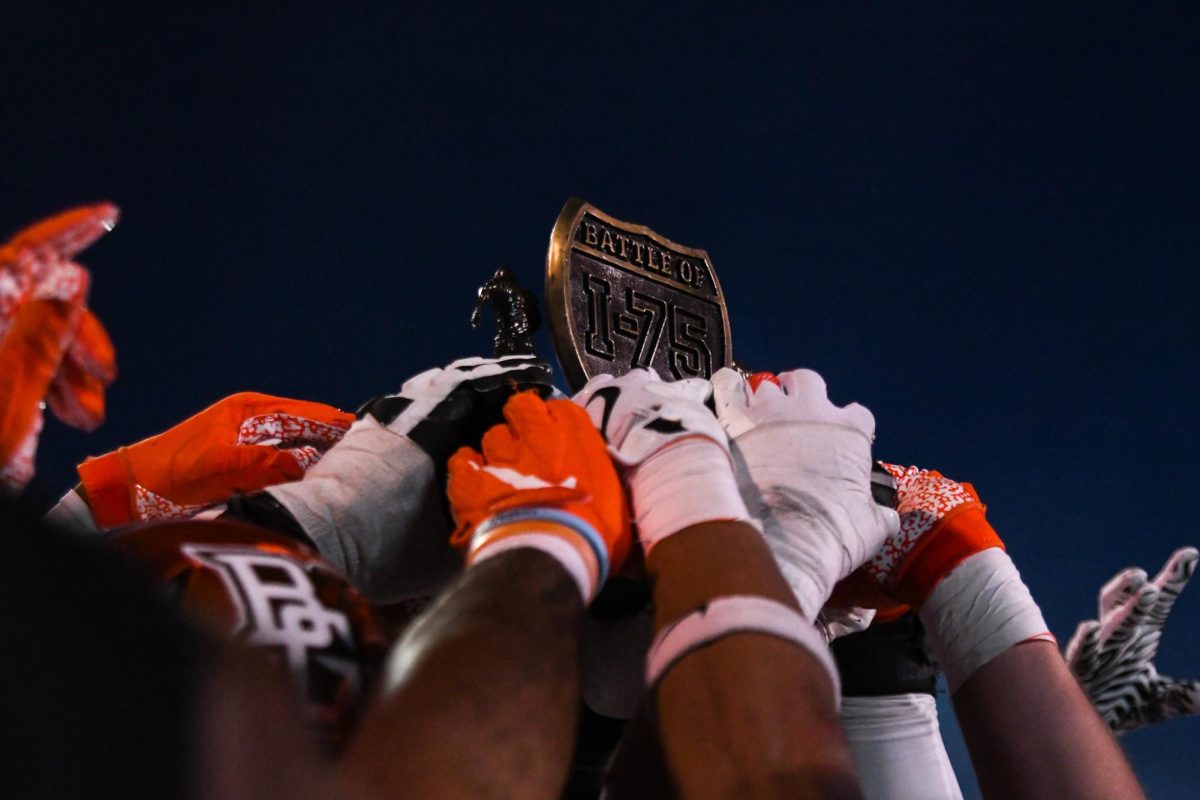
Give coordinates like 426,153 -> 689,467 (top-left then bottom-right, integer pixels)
3,3 -> 1197,796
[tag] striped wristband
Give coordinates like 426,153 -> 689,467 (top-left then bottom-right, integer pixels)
468,507 -> 610,603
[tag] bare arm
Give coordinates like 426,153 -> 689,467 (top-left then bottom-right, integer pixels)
577,368 -> 896,799
341,548 -> 584,800
865,464 -> 1146,800
952,641 -> 1144,800
340,393 -> 629,799
647,521 -> 862,800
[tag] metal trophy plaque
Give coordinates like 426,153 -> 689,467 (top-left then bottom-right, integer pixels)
545,198 -> 733,392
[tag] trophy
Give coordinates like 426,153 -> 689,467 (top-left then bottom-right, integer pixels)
545,198 -> 734,392
470,199 -> 893,504
541,198 -> 896,505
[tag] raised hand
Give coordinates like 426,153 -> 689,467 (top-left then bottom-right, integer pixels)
711,367 -> 898,620
1066,547 -> 1200,734
447,391 -> 631,601
261,355 -> 552,601
0,203 -> 119,491
573,368 -> 748,554
76,392 -> 354,528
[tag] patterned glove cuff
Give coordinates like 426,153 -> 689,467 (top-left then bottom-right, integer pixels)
894,503 -> 1004,606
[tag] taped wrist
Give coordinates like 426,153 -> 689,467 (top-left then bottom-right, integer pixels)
645,595 -> 840,704
466,507 -> 609,603
628,438 -> 750,553
265,417 -> 452,601
918,548 -> 1054,692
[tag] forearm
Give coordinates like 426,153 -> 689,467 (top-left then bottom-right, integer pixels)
342,548 -> 584,799
952,641 -> 1144,800
915,549 -> 1144,799
648,522 -> 861,800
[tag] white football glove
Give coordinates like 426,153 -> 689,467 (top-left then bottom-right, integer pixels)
266,355 -> 553,600
711,367 -> 899,621
573,369 -> 749,552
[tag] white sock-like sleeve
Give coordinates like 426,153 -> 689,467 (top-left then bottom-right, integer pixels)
266,418 -> 460,601
840,693 -> 964,800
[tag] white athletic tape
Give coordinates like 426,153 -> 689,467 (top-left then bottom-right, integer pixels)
919,548 -> 1051,692
629,439 -> 751,552
267,417 -> 458,601
645,594 -> 840,705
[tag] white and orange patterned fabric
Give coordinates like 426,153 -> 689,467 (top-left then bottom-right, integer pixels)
864,463 -> 1005,606
78,392 -> 354,528
0,203 -> 118,492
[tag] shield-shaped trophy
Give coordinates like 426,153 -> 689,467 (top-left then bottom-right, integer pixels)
546,198 -> 734,392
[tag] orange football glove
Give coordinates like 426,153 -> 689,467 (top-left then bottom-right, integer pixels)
0,203 -> 119,491
0,299 -> 83,490
863,463 -> 1005,607
447,392 -> 631,599
47,307 -> 117,430
77,392 -> 354,528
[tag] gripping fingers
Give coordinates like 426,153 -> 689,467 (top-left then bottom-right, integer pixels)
710,367 -> 754,438
840,402 -> 877,442
776,369 -> 876,439
777,368 -> 828,399
649,376 -> 711,406
480,421 -> 520,463
500,390 -> 556,439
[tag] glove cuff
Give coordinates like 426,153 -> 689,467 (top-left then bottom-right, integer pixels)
894,503 -> 1004,606
77,449 -> 135,528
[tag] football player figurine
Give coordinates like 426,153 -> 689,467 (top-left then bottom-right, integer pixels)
470,266 -> 540,357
